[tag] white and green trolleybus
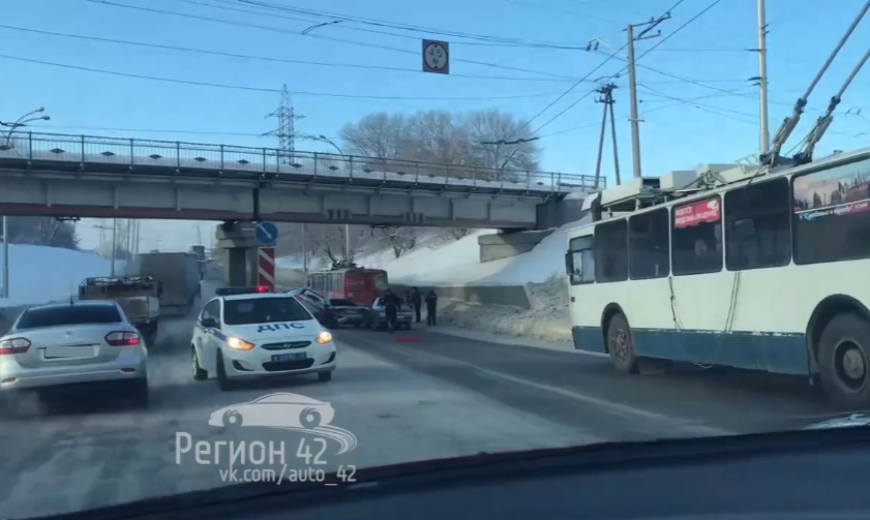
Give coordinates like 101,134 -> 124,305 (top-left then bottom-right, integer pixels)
565,148 -> 870,407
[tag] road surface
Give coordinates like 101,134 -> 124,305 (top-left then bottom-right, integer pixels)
0,310 -> 852,519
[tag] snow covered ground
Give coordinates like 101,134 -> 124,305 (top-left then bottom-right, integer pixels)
278,223 -> 583,342
0,245 -> 119,308
353,223 -> 578,286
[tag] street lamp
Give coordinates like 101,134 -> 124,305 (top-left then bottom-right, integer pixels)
2,107 -> 51,144
316,136 -> 351,261
1,108 -> 51,299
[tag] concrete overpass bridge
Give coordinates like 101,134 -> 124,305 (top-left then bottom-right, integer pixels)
0,132 -> 601,229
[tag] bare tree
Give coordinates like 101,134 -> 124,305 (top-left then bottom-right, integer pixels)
376,226 -> 419,258
339,113 -> 409,158
466,109 -> 540,172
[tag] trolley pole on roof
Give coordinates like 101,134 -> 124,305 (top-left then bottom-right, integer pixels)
757,0 -> 771,153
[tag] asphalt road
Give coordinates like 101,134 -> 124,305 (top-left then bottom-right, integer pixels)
0,304 -> 857,519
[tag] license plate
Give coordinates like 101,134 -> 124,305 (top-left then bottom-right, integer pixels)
271,353 -> 306,362
44,346 -> 94,359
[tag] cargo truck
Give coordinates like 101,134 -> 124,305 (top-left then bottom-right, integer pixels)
138,252 -> 202,317
79,276 -> 161,345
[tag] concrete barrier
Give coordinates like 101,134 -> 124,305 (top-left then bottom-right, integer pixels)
390,284 -> 531,310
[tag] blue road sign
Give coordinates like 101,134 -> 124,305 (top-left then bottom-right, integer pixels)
255,221 -> 278,244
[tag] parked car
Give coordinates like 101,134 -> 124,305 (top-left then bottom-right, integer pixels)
329,299 -> 364,328
286,288 -> 336,328
363,297 -> 413,331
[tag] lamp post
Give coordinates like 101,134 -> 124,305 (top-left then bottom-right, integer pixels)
317,135 -> 351,261
1,108 -> 51,299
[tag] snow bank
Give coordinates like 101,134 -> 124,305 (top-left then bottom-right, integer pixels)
358,223 -> 580,287
0,244 -> 117,307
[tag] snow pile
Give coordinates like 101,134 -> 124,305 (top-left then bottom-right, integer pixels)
359,222 -> 580,286
436,275 -> 572,342
0,244 -> 117,308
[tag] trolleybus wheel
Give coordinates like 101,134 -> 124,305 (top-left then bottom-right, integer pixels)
607,312 -> 639,374
818,313 -> 870,409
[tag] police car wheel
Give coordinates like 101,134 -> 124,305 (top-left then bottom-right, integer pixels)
216,352 -> 235,391
192,347 -> 208,381
318,371 -> 332,382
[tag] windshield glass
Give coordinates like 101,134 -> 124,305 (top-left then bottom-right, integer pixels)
223,298 -> 312,325
9,4 -> 870,519
16,305 -> 122,330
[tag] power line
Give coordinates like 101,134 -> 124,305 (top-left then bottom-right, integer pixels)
0,53 -> 569,101
85,0 -> 582,82
523,0 -> 687,135
232,0 -> 584,48
185,0 -> 588,50
0,24 -> 584,84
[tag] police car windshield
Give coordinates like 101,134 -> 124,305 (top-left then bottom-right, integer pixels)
223,297 -> 312,325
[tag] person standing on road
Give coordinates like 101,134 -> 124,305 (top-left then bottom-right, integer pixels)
425,290 -> 438,326
383,288 -> 401,333
411,287 -> 422,323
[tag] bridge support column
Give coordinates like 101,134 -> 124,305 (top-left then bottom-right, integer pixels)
214,222 -> 272,288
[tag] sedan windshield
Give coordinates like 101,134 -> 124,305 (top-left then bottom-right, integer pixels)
223,297 -> 312,325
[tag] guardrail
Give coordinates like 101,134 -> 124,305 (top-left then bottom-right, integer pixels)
0,132 -> 604,193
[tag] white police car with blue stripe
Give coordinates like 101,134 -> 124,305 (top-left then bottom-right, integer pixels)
191,287 -> 336,390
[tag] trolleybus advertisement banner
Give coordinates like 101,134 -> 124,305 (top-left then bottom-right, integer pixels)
794,164 -> 870,221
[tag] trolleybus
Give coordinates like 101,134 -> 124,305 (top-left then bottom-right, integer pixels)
565,148 -> 870,407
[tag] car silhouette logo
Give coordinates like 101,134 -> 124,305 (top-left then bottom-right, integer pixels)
207,392 -> 357,454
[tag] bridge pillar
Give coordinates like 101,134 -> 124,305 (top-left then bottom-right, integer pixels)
214,222 -> 272,287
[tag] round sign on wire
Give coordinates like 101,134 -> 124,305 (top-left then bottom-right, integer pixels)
422,39 -> 450,75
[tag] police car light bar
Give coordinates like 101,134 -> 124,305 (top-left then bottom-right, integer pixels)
215,286 -> 272,296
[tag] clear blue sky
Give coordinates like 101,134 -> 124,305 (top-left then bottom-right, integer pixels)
2,0 -> 870,251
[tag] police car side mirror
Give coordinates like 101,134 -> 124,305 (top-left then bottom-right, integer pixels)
202,317 -> 218,329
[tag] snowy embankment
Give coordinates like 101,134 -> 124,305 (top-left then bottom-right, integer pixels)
0,244 -> 118,308
358,226 -> 576,342
278,224 -> 579,342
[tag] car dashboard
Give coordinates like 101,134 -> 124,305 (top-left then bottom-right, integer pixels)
41,427 -> 870,520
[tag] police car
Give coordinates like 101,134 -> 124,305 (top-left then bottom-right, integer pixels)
191,286 -> 336,390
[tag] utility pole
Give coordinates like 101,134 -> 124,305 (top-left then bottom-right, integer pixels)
1,216 -> 7,299
593,83 -> 621,188
757,0 -> 771,153
111,218 -> 117,277
626,15 -> 669,179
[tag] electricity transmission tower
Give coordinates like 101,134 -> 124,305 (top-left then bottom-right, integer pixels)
593,83 -> 620,189
264,85 -> 306,163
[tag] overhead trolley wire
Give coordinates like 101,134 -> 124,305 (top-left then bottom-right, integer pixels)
85,0 -> 582,82
0,54 -> 570,101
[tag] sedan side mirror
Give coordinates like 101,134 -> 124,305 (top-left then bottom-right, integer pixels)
201,317 -> 218,329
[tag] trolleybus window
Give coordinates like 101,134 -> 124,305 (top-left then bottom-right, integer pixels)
566,236 -> 595,285
629,208 -> 670,280
793,160 -> 870,265
672,196 -> 722,276
724,177 -> 791,271
594,219 -> 628,283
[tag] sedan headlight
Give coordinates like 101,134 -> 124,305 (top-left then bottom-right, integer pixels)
316,331 -> 333,344
226,337 -> 255,350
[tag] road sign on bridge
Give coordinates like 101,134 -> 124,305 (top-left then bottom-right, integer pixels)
255,222 -> 278,244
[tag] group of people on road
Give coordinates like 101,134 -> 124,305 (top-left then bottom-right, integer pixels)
380,286 -> 438,332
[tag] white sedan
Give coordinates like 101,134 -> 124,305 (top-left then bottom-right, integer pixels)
0,300 -> 149,406
191,289 -> 337,391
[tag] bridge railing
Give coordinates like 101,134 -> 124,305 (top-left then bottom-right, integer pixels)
0,132 -> 605,193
